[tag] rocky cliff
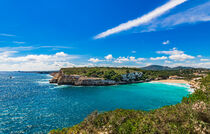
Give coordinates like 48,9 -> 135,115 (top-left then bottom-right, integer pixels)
50,71 -> 116,86
49,70 -> 145,86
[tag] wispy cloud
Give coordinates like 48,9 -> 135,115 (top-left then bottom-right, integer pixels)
0,46 -> 33,52
94,0 -> 187,39
39,46 -> 72,49
143,1 -> 210,32
0,33 -> 16,37
0,46 -> 72,52
13,41 -> 26,44
161,1 -> 210,26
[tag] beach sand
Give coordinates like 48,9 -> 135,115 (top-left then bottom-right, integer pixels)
152,79 -> 188,84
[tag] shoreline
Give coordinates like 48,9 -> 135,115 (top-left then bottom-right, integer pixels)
151,79 -> 189,84
151,79 -> 195,93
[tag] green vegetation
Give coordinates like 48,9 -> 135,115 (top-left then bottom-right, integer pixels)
61,67 -> 142,81
50,71 -> 210,134
61,67 -> 208,81
182,73 -> 210,104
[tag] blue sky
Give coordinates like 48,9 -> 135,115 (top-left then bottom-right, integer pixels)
0,0 -> 210,71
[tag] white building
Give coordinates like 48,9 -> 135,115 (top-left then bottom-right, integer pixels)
121,72 -> 143,81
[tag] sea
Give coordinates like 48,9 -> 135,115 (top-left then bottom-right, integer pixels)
0,72 -> 192,133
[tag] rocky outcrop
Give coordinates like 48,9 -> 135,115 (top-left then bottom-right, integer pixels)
50,72 -> 116,86
49,72 -> 62,83
75,77 -> 116,86
50,71 -> 145,86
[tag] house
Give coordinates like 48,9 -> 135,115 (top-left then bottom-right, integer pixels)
121,72 -> 143,81
169,75 -> 184,79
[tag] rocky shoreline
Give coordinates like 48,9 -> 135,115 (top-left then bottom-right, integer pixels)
49,71 -> 147,86
49,70 -> 204,89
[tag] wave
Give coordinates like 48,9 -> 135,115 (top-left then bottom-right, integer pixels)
37,79 -> 50,84
52,85 -> 71,89
36,74 -> 53,85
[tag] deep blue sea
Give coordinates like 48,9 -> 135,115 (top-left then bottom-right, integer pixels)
0,72 -> 192,133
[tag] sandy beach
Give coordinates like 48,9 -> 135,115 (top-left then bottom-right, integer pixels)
151,79 -> 189,84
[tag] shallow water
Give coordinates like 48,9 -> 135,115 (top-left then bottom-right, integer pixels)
0,72 -> 191,133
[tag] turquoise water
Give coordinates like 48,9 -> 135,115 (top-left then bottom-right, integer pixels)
0,72 -> 191,133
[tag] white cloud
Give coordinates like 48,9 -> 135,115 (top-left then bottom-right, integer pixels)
157,48 -> 195,61
129,56 -> 137,62
168,62 -> 210,69
114,56 -> 145,63
0,51 -> 18,57
13,41 -> 26,44
88,58 -> 103,63
195,62 -> 210,68
150,56 -> 167,60
157,47 -> 183,55
94,0 -> 187,39
55,52 -> 68,57
0,52 -> 78,63
197,55 -> 202,58
169,54 -> 194,61
131,51 -> 136,53
165,60 -> 172,63
0,33 -> 16,37
137,58 -> 146,61
88,55 -> 146,64
162,40 -> 170,45
0,52 -> 80,71
200,59 -> 210,61
114,57 -> 130,63
105,54 -> 113,60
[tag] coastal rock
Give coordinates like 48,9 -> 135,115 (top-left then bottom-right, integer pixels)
50,71 -> 144,86
49,72 -> 61,83
49,78 -> 58,83
57,75 -> 81,85
75,77 -> 116,86
50,72 -> 116,86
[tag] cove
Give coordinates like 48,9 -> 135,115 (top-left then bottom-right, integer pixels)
0,72 -> 191,133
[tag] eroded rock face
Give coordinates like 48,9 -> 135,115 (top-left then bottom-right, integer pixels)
50,72 -> 116,86
49,72 -> 61,83
50,71 -> 144,86
75,77 -> 116,86
57,75 -> 81,85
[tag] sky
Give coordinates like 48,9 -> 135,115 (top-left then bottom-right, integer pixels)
0,0 -> 210,71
